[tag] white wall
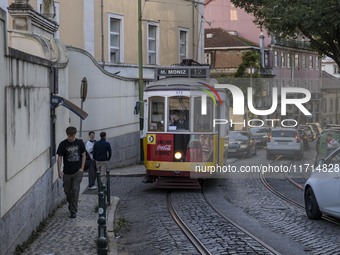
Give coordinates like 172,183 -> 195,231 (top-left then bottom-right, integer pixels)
66,47 -> 140,139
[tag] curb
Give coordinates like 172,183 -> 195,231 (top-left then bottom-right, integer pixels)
107,196 -> 119,255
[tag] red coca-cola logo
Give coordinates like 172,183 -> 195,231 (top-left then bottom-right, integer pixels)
157,144 -> 171,151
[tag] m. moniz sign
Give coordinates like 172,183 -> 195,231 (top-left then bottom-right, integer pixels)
157,68 -> 207,78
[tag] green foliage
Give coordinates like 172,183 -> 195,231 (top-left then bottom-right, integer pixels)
235,51 -> 261,77
114,217 -> 128,234
231,0 -> 340,66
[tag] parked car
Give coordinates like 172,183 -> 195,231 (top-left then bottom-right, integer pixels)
298,124 -> 316,141
304,146 -> 340,220
266,128 -> 304,159
228,131 -> 256,158
249,127 -> 270,147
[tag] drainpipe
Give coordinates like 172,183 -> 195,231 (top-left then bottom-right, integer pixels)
101,0 -> 104,64
192,1 -> 195,60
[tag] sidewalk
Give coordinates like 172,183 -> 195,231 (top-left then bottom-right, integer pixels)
21,164 -> 146,255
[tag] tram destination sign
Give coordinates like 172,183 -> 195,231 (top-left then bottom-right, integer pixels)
156,67 -> 209,79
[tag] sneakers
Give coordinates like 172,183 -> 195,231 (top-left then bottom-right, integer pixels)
88,185 -> 97,190
70,212 -> 77,218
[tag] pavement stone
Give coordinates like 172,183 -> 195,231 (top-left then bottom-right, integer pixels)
21,164 -> 146,255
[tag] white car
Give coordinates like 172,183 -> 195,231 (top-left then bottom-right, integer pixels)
304,146 -> 340,219
267,128 -> 304,159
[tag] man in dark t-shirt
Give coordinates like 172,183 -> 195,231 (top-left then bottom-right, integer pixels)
57,126 -> 86,218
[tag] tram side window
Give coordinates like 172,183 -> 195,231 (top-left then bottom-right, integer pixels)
193,97 -> 213,132
168,96 -> 190,131
149,96 -> 165,132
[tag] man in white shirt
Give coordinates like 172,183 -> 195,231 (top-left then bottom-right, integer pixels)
86,131 -> 97,190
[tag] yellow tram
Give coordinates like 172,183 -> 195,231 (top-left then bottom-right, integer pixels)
143,66 -> 229,188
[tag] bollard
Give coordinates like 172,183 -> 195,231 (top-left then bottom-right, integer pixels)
97,217 -> 107,255
96,171 -> 102,192
106,169 -> 111,205
97,193 -> 108,255
98,191 -> 106,217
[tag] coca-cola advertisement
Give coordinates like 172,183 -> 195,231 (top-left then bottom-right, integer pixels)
147,134 -> 174,161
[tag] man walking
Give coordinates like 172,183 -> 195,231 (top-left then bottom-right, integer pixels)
57,126 -> 86,218
93,132 -> 112,187
86,131 -> 97,190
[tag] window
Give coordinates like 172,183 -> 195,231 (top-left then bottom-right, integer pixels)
334,65 -> 340,74
168,96 -> 190,131
109,14 -> 124,63
205,53 -> 212,65
302,54 -> 306,68
309,55 -> 314,69
193,97 -> 213,132
273,51 -> 278,67
148,23 -> 159,65
148,97 -> 165,132
264,52 -> 269,68
179,29 -> 189,63
294,54 -> 299,69
280,52 -> 285,67
287,53 -> 291,68
330,99 -> 334,113
315,56 -> 320,70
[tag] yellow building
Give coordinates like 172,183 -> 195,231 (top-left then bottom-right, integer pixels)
57,0 -> 205,68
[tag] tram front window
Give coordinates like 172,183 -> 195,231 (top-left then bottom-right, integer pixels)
149,96 -> 165,132
193,97 -> 213,132
168,96 -> 189,131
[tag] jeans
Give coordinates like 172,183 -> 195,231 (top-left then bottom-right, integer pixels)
63,170 -> 83,213
88,159 -> 97,187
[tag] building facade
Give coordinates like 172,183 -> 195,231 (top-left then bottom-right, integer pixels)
57,0 -> 205,78
204,0 -> 322,125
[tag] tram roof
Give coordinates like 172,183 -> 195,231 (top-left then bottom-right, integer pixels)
145,78 -> 218,92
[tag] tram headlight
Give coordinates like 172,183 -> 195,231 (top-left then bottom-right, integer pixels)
174,151 -> 183,160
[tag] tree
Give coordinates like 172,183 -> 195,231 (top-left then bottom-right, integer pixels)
231,0 -> 340,67
235,51 -> 261,77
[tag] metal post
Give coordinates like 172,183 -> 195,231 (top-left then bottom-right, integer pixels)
97,191 -> 107,255
138,0 -> 144,162
80,77 -> 88,138
101,0 -> 104,64
138,0 -> 144,118
96,171 -> 102,192
98,191 -> 106,229
79,100 -> 83,138
106,169 -> 111,205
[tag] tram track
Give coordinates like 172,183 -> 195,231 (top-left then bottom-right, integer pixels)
260,161 -> 340,225
201,188 -> 282,255
167,189 -> 281,255
167,192 -> 211,255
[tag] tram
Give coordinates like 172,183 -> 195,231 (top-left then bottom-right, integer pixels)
142,66 -> 229,188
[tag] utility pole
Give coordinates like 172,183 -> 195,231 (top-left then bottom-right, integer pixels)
138,0 -> 144,161
138,0 -> 143,122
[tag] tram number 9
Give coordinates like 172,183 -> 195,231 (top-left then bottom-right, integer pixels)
176,91 -> 183,95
